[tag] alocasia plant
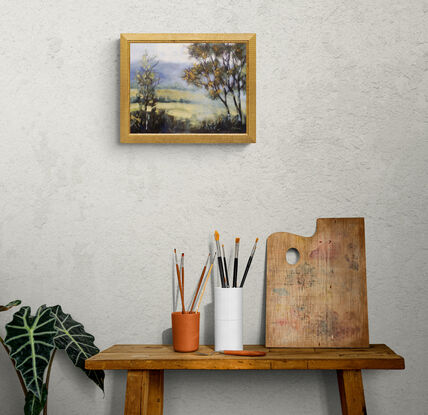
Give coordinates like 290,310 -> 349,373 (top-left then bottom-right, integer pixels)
24,385 -> 47,415
5,306 -> 56,399
0,301 -> 104,415
50,305 -> 104,390
0,300 -> 22,312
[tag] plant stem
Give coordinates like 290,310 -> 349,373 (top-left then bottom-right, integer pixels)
43,349 -> 56,415
0,336 -> 27,395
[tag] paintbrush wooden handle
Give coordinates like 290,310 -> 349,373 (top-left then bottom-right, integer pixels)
223,350 -> 266,356
190,266 -> 206,312
223,256 -> 230,287
175,263 -> 185,313
239,256 -> 253,287
233,258 -> 238,287
217,256 -> 226,288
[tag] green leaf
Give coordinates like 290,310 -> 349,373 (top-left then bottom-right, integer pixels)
51,305 -> 104,392
5,306 -> 56,399
24,385 -> 48,415
0,300 -> 22,312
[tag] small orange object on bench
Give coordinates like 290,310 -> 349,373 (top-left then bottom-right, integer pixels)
223,350 -> 266,356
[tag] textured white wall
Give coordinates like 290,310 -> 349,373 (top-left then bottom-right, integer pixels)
1,1 -> 427,414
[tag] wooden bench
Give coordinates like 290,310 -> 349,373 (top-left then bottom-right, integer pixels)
85,344 -> 404,415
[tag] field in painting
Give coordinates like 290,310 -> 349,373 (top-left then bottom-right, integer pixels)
130,88 -> 243,127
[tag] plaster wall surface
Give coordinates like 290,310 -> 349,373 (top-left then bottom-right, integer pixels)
0,1 -> 427,414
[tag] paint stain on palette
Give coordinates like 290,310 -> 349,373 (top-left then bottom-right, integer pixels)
309,240 -> 337,260
284,262 -> 318,288
273,288 -> 289,296
313,310 -> 361,340
274,309 -> 362,341
345,253 -> 359,270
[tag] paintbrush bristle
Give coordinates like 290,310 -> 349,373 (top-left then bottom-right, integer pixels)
256,238 -> 259,243
236,238 -> 240,243
174,248 -> 176,253
214,230 -> 219,241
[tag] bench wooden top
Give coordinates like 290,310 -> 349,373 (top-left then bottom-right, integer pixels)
85,344 -> 404,371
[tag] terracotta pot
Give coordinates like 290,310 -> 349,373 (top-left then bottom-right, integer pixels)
171,312 -> 200,352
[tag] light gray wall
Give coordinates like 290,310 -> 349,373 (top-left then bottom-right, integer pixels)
1,1 -> 427,414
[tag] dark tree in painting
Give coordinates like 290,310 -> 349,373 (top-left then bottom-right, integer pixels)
182,43 -> 246,125
134,53 -> 160,132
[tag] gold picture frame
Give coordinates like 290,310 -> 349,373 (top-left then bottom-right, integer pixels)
120,33 -> 256,143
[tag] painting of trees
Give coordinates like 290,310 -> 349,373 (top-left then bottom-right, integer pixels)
126,37 -> 254,139
182,43 -> 246,126
134,52 -> 160,132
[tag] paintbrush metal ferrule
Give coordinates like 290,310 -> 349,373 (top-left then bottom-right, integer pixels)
251,238 -> 258,255
174,249 -> 185,313
180,253 -> 184,300
215,239 -> 221,256
205,253 -> 211,267
214,232 -> 226,287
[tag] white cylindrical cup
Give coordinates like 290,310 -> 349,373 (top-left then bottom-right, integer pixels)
214,287 -> 243,351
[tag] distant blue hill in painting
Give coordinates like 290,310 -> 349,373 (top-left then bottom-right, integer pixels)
130,61 -> 190,89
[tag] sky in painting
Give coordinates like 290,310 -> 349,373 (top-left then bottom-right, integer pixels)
130,43 -> 194,65
130,43 -> 198,89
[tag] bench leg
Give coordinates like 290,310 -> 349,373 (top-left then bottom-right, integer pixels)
124,370 -> 164,415
337,370 -> 367,415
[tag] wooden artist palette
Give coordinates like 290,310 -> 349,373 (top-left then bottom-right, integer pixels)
266,218 -> 369,348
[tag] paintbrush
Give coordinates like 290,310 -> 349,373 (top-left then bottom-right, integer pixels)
222,244 -> 230,288
239,238 -> 259,288
196,252 -> 216,313
180,253 -> 184,302
233,238 -> 240,287
214,231 -> 226,288
190,253 -> 210,312
174,249 -> 186,313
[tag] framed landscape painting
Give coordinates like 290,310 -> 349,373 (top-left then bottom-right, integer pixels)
120,33 -> 256,143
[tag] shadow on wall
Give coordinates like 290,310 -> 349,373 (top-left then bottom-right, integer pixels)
164,369 -> 342,415
162,327 -> 172,345
108,371 -> 127,415
203,302 -> 214,345
321,371 -> 342,414
259,242 -> 268,344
